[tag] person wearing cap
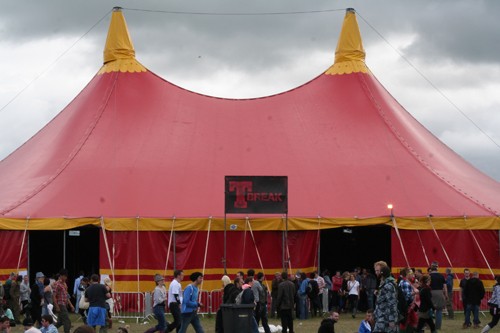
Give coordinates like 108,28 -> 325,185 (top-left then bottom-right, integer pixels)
85,274 -> 110,333
23,317 -> 42,333
144,274 -> 168,333
178,272 -> 204,333
30,272 -> 45,326
429,262 -> 448,330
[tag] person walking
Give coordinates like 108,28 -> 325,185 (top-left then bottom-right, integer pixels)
73,271 -> 85,314
144,274 -> 168,333
167,270 -> 184,333
53,269 -> 75,333
85,274 -> 111,333
178,272 -> 204,333
482,275 -> 500,333
30,272 -> 45,326
373,264 -> 398,333
415,275 -> 437,333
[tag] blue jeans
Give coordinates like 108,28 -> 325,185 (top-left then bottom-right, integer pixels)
465,304 -> 480,325
179,312 -> 204,333
434,308 -> 443,329
366,289 -> 374,310
299,294 -> 308,319
153,304 -> 166,332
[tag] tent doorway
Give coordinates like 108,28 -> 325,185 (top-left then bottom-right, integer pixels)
319,225 -> 391,274
29,227 -> 99,283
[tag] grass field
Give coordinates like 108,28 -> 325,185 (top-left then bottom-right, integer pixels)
8,312 -> 490,333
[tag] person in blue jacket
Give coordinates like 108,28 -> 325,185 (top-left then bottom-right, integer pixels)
358,309 -> 374,333
179,272 -> 204,333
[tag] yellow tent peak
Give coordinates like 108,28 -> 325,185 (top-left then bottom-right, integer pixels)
99,7 -> 146,74
325,8 -> 369,75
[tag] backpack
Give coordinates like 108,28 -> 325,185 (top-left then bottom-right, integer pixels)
307,279 -> 319,298
235,290 -> 244,305
390,281 -> 408,324
3,281 -> 11,300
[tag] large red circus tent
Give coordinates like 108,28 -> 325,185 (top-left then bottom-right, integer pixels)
1,7 -> 499,291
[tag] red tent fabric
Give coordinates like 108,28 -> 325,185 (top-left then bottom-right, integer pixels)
1,8 -> 499,290
0,11 -> 498,224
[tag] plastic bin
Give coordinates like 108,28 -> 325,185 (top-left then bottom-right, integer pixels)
220,303 -> 255,333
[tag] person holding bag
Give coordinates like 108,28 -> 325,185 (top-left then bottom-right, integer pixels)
482,276 -> 500,333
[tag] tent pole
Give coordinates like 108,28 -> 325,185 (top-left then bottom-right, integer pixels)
136,216 -> 140,297
17,216 -> 30,273
316,215 -> 321,273
223,213 -> 227,275
200,216 -> 212,297
282,215 -> 286,272
100,217 -> 115,282
173,231 -> 176,270
416,230 -> 430,267
247,218 -> 270,291
63,229 -> 66,269
466,215 -> 495,278
427,215 -> 454,271
164,216 -> 176,276
285,213 -> 289,274
391,215 -> 410,268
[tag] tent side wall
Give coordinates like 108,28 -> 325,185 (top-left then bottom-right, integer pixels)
0,231 -> 28,280
391,229 -> 500,287
99,230 -> 319,292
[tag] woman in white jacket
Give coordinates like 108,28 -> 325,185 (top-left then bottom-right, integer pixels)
482,276 -> 500,333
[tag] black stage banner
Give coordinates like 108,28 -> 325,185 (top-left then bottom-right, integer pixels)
225,176 -> 288,214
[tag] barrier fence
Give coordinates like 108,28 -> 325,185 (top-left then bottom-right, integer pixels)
111,289 -> 494,322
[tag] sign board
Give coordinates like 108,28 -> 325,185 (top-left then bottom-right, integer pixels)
68,230 -> 80,236
225,176 -> 288,214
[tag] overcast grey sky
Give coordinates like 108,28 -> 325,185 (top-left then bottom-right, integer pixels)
1,0 -> 499,181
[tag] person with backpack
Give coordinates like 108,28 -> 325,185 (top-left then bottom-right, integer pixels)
179,272 -> 204,333
308,273 -> 321,317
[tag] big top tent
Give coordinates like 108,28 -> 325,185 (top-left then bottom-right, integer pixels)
0,8 -> 499,291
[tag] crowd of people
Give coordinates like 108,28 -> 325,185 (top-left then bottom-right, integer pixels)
0,269 -> 115,333
2,262 -> 500,333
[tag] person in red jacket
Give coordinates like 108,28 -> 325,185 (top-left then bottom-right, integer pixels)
331,271 -> 343,312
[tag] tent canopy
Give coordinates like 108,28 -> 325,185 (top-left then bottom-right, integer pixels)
1,8 -> 499,231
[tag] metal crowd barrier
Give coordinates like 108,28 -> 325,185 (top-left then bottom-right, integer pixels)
110,288 -> 495,322
112,292 -> 146,322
